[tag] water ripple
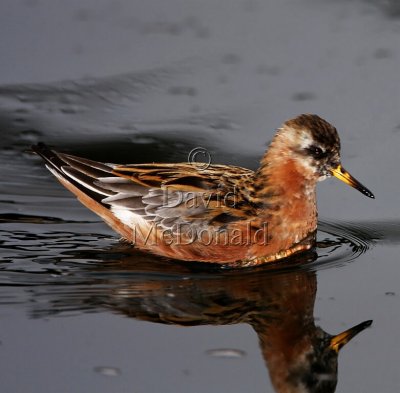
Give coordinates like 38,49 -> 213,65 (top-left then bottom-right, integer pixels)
0,214 -> 398,280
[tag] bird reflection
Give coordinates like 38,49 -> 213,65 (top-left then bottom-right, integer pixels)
55,248 -> 370,393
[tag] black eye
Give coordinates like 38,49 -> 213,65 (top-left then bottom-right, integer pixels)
307,145 -> 326,159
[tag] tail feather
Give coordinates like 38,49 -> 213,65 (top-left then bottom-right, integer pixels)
58,152 -> 115,174
31,143 -> 68,177
61,166 -> 112,197
31,143 -> 116,203
31,143 -> 135,240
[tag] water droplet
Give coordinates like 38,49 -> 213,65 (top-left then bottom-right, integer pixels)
93,366 -> 121,377
205,348 -> 246,358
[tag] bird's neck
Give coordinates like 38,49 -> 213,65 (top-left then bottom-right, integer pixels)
252,140 -> 318,245
255,140 -> 317,202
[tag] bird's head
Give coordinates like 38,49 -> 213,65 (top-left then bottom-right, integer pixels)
270,114 -> 374,198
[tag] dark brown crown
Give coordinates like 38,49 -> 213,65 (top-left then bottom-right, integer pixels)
285,114 -> 341,150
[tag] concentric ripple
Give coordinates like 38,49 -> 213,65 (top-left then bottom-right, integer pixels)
313,220 -> 377,269
315,219 -> 400,269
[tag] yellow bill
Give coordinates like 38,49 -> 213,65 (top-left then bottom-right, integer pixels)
331,164 -> 374,198
330,320 -> 372,352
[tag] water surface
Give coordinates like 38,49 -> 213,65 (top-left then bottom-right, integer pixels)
1,1 -> 400,392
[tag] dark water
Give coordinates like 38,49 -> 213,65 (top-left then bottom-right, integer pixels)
1,1 -> 400,392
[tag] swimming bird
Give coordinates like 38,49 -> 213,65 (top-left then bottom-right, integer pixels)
32,114 -> 374,266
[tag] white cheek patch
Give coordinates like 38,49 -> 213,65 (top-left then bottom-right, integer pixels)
298,132 -> 315,150
279,128 -> 330,180
296,131 -> 325,178
298,131 -> 328,156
